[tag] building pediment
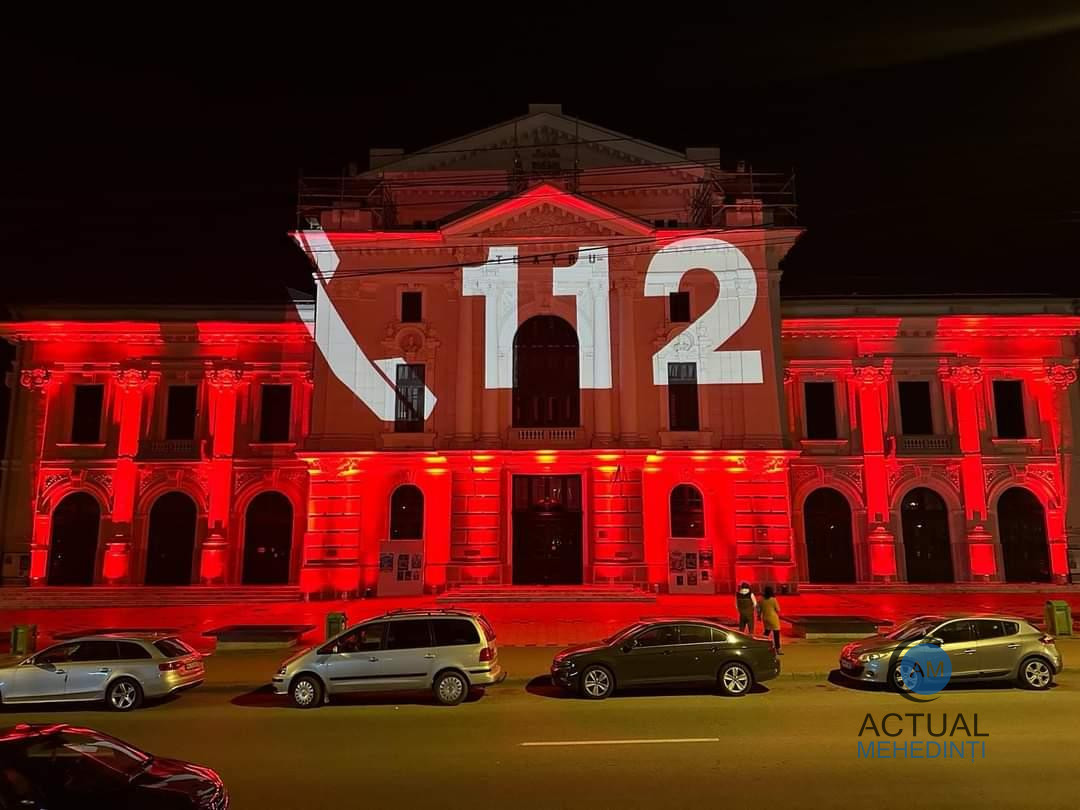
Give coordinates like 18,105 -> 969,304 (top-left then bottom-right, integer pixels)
440,182 -> 653,239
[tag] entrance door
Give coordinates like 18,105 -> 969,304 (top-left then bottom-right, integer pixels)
47,493 -> 101,586
803,488 -> 856,583
901,487 -> 955,583
997,487 -> 1052,583
242,491 -> 293,584
145,492 -> 198,585
512,475 -> 583,585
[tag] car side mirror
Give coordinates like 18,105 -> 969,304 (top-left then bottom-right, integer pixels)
926,636 -> 943,647
622,639 -> 639,652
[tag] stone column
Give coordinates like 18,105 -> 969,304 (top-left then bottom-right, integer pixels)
940,363 -> 993,581
1045,363 -> 1078,583
17,369 -> 56,584
454,292 -> 475,445
851,363 -> 897,581
202,367 -> 244,583
105,368 -> 152,583
615,276 -> 640,444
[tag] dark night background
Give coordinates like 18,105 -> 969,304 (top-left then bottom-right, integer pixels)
2,6 -> 1079,308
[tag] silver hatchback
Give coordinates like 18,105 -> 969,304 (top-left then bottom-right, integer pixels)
0,635 -> 204,711
273,609 -> 505,707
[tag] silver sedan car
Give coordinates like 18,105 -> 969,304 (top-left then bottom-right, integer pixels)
0,635 -> 204,711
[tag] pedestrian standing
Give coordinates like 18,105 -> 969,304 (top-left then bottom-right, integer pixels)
758,585 -> 783,655
735,581 -> 756,635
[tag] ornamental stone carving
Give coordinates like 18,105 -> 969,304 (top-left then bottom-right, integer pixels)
941,364 -> 984,387
19,368 -> 51,390
1045,364 -> 1078,391
206,368 -> 244,389
851,365 -> 889,388
113,368 -> 151,390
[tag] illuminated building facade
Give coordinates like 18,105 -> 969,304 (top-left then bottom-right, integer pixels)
2,105 -> 1078,593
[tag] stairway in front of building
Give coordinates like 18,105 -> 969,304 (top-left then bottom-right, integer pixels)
0,585 -> 304,610
436,584 -> 656,603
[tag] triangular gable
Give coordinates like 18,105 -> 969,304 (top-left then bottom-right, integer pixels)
367,110 -> 688,174
440,182 -> 654,239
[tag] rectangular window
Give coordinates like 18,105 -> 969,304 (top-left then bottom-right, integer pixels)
394,364 -> 426,433
668,291 -> 691,323
259,384 -> 292,443
803,381 -> 838,440
385,619 -> 432,651
898,381 -> 934,435
993,380 -> 1026,439
401,291 -> 423,323
71,384 -> 104,443
667,362 -> 699,431
165,385 -> 198,440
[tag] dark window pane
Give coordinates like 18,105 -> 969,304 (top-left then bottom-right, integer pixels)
898,381 -> 934,435
259,385 -> 292,442
165,386 -> 198,440
70,641 -> 119,662
1002,621 -> 1019,636
36,644 -> 78,665
669,291 -> 691,323
331,623 -> 385,654
401,291 -> 423,323
71,385 -> 104,443
389,485 -> 424,540
935,621 -> 974,644
432,619 -> 480,647
671,484 -> 705,538
152,639 -> 190,658
385,620 -> 431,650
677,624 -> 713,644
116,642 -> 153,660
668,363 -> 699,431
993,380 -> 1026,438
512,315 -> 579,427
394,364 -> 426,433
804,382 -> 838,440
635,625 -> 678,647
976,620 -> 1006,639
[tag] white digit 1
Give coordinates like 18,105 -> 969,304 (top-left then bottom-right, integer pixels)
462,246 -> 519,389
552,246 -> 612,389
645,236 -> 762,385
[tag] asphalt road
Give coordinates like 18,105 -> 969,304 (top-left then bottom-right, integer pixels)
2,655 -> 1077,810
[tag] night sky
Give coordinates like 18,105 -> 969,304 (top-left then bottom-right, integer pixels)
3,7 -> 1080,308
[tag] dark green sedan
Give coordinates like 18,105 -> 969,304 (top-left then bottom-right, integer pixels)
550,619 -> 780,698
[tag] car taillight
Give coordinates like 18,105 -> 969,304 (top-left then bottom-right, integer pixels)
479,647 -> 494,662
159,660 -> 185,672
1040,634 -> 1056,645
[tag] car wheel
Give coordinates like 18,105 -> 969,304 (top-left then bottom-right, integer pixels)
1019,657 -> 1053,690
107,678 -> 143,712
290,674 -> 323,708
718,662 -> 752,696
579,665 -> 614,699
889,664 -> 912,693
433,671 -> 468,706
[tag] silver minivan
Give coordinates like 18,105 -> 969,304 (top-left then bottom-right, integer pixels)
0,635 -> 204,711
273,609 -> 505,707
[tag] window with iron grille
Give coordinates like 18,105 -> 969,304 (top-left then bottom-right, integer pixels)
394,364 -> 426,432
668,362 -> 699,431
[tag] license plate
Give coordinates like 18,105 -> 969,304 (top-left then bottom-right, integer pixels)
841,659 -> 856,671
185,661 -> 200,671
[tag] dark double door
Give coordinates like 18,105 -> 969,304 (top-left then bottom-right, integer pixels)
512,475 -> 583,585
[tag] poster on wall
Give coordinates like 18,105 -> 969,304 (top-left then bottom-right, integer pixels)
377,541 -> 424,596
669,551 -> 685,572
668,539 -> 715,594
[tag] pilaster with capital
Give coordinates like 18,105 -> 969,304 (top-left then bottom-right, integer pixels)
205,367 -> 246,572
17,369 -> 58,584
454,291 -> 475,445
110,369 -> 155,550
1045,362 -> 1079,583
849,361 -> 896,580
615,274 -> 641,444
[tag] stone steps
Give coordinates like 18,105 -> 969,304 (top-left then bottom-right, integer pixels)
0,586 -> 304,610
437,584 -> 656,603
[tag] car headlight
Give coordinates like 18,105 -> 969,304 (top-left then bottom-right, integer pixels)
859,652 -> 884,663
277,665 -> 287,675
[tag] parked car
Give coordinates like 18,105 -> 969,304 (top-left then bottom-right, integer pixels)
550,618 -> 780,698
839,614 -> 1063,690
0,635 -> 204,711
273,609 -> 505,707
0,723 -> 227,809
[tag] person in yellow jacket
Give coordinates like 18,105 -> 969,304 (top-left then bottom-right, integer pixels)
757,585 -> 783,655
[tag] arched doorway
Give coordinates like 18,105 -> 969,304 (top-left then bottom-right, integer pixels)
389,485 -> 424,540
670,485 -> 705,538
242,492 -> 293,585
145,492 -> 198,585
997,487 -> 1051,583
47,492 -> 101,585
901,487 -> 954,583
513,315 -> 579,427
803,488 -> 856,583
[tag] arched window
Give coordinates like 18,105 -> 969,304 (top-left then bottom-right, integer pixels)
670,485 -> 705,538
242,491 -> 293,585
48,492 -> 101,585
390,485 -> 424,540
513,315 -> 580,427
145,492 -> 198,586
900,487 -> 954,583
803,488 -> 856,583
997,487 -> 1051,583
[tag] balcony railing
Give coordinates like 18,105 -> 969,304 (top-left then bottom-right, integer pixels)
896,435 -> 955,454
137,439 -> 202,460
507,427 -> 584,448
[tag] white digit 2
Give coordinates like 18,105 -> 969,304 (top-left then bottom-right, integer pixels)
552,246 -> 612,389
645,236 -> 762,385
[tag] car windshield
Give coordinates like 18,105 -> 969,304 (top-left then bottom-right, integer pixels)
886,619 -> 942,642
55,732 -> 151,779
602,624 -> 645,645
